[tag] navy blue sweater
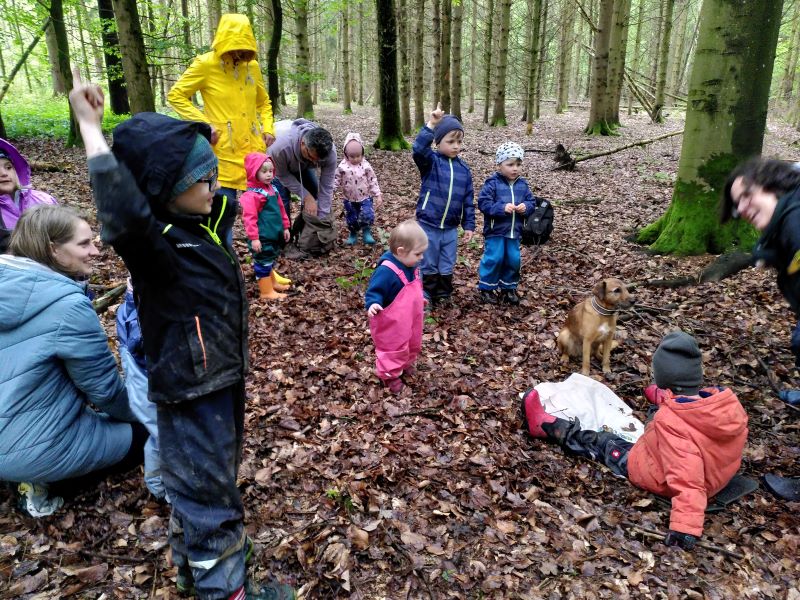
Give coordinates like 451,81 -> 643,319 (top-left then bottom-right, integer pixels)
365,252 -> 417,310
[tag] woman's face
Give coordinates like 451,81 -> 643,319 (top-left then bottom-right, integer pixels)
0,158 -> 19,195
730,176 -> 779,232
52,220 -> 99,277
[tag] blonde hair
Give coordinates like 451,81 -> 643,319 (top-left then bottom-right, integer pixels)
0,156 -> 20,192
10,205 -> 84,276
389,219 -> 427,253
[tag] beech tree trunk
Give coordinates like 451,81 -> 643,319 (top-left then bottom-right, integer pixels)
450,0 -> 463,119
295,0 -> 314,118
468,0 -> 477,112
413,0 -> 425,127
398,0 -> 411,131
440,0 -> 451,112
638,0 -> 784,255
585,0 -> 614,134
49,0 -> 81,146
556,0 -> 575,113
607,0 -> 631,125
490,0 -> 511,125
652,0 -> 675,122
97,0 -> 130,114
525,0 -> 543,133
267,0 -> 282,109
45,20 -> 67,95
482,0 -> 494,123
342,0 -> 353,113
112,0 -> 155,113
374,0 -> 409,149
431,0 -> 441,106
535,0 -> 548,119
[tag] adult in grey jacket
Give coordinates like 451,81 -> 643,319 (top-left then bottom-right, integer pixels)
0,205 -> 143,517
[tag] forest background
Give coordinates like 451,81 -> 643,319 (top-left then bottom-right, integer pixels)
1,0 -> 800,598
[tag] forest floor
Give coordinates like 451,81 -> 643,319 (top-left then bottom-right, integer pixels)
1,103 -> 800,599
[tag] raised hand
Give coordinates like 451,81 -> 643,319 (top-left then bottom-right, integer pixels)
69,68 -> 104,126
428,103 -> 444,129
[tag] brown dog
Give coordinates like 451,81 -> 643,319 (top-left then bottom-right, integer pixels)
557,278 -> 633,376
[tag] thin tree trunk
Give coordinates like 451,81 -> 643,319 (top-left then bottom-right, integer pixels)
97,0 -> 130,114
782,2 -> 800,102
652,0 -> 675,122
375,0 -> 410,149
668,0 -> 688,99
638,0 -> 784,254
358,0 -> 365,105
482,0 -> 494,123
525,0 -> 543,133
649,0 -> 665,89
268,0 -> 282,109
431,0 -> 442,106
556,0 -> 575,113
45,20 -> 68,95
489,0 -> 511,125
440,0 -> 452,112
74,5 -> 92,81
342,0 -> 353,113
112,0 -> 155,113
450,0 -> 463,119
398,0 -> 411,130
413,0 -> 426,127
49,0 -> 80,145
535,0 -> 549,119
208,0 -> 221,43
468,0 -> 477,112
607,0 -> 631,125
295,0 -> 314,118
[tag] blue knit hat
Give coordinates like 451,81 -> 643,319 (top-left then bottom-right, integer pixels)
433,115 -> 464,144
171,134 -> 217,198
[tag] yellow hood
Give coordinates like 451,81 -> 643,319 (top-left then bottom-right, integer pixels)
212,14 -> 257,57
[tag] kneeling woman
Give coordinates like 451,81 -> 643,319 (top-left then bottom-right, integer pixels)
0,205 -> 144,516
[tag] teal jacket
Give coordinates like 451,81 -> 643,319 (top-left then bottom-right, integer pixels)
0,255 -> 134,482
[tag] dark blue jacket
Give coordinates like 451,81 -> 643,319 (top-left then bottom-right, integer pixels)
478,172 -> 537,239
365,252 -> 417,309
412,126 -> 475,231
90,113 -> 248,405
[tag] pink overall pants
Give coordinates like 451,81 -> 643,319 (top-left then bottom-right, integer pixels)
369,262 -> 425,382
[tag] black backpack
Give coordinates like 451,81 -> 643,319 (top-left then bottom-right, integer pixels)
521,198 -> 554,246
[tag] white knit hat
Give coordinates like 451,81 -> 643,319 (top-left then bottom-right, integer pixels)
496,142 -> 524,165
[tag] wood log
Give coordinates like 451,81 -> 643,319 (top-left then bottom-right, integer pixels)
552,130 -> 683,171
93,283 -> 126,314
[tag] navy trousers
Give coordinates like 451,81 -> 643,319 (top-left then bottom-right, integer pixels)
158,382 -> 246,599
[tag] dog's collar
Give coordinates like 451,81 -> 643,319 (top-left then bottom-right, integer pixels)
591,296 -> 618,316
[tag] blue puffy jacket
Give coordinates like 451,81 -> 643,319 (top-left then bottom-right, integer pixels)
0,255 -> 133,482
478,172 -> 538,239
412,126 -> 475,231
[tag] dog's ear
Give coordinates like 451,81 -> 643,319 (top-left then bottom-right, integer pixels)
592,280 -> 607,299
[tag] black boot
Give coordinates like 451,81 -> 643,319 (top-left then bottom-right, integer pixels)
438,273 -> 454,302
763,474 -> 800,501
503,289 -> 520,305
423,274 -> 440,304
480,289 -> 498,305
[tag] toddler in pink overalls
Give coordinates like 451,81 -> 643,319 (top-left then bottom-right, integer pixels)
365,219 -> 429,394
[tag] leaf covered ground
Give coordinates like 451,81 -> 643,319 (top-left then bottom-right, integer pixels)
1,105 -> 799,599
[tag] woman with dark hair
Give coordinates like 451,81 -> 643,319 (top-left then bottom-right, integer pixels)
723,157 -> 800,501
0,205 -> 144,516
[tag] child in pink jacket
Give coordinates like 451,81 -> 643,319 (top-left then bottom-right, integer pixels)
240,153 -> 291,300
334,132 -> 383,246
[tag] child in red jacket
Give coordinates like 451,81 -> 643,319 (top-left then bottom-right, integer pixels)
523,331 -> 749,550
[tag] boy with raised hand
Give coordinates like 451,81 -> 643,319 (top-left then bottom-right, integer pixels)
412,103 -> 475,305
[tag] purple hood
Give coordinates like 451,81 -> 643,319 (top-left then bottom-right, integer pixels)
0,138 -> 31,187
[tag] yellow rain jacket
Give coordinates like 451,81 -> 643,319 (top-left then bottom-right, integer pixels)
168,14 -> 274,190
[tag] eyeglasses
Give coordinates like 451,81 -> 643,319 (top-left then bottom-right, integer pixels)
197,171 -> 218,192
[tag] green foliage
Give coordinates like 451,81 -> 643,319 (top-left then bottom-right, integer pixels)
325,488 -> 356,514
335,258 -> 374,289
2,93 -> 128,140
320,87 -> 339,103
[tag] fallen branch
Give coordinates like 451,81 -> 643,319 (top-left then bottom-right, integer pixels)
627,276 -> 696,291
477,147 -> 555,156
29,160 -> 70,173
553,130 -> 684,171
747,343 -> 783,395
93,283 -> 126,314
622,521 -> 745,560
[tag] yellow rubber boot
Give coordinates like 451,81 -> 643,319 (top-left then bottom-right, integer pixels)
258,276 -> 286,300
272,270 -> 292,286
271,271 -> 291,292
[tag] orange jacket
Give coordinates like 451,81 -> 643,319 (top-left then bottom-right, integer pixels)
628,387 -> 748,537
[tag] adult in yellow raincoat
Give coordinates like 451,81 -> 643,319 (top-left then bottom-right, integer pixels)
168,14 -> 275,243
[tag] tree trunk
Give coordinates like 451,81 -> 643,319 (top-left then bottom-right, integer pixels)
649,0 -> 664,89
525,0 -> 543,133
490,0 -> 510,125
585,0 -> 614,135
374,0 -> 410,149
268,0 -> 282,109
781,2 -> 800,102
607,0 -> 631,125
358,0 -> 365,105
295,0 -> 314,118
468,0 -> 477,112
45,20 -> 68,95
208,0 -> 221,40
652,0 -> 675,122
413,0 -> 426,127
481,0 -> 494,123
97,0 -> 130,114
342,0 -> 353,113
398,0 -> 411,131
556,0 -> 575,113
450,0 -> 463,119
9,0 -> 33,92
112,0 -> 155,113
440,0 -> 452,112
637,0 -> 784,255
668,0 -> 688,98
431,0 -> 442,107
535,0 -> 548,119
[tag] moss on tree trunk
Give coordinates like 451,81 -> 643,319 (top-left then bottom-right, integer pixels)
639,0 -> 783,255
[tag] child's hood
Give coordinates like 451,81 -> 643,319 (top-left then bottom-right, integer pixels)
245,153 -> 272,186
343,132 -> 364,156
0,138 -> 31,187
663,387 -> 748,440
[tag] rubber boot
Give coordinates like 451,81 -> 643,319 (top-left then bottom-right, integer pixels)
362,226 -> 376,245
521,389 -> 557,438
272,270 -> 292,286
258,276 -> 286,300
271,271 -> 290,292
345,231 -> 359,245
438,273 -> 454,303
763,474 -> 800,501
423,274 -> 440,304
